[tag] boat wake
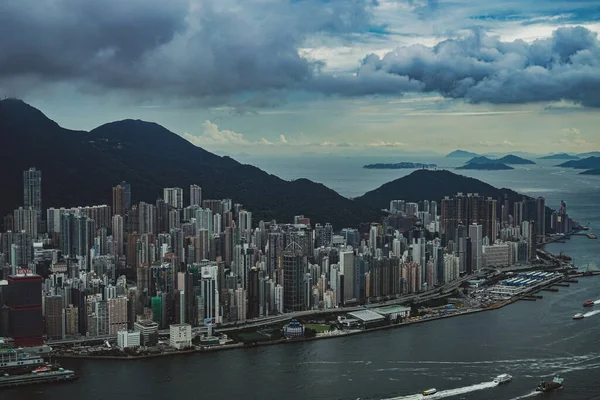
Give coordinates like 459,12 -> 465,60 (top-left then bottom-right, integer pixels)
583,310 -> 600,318
593,299 -> 600,305
508,391 -> 541,400
385,381 -> 497,400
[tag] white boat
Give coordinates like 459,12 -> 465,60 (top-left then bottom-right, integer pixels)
423,388 -> 437,396
493,374 -> 513,384
573,313 -> 584,320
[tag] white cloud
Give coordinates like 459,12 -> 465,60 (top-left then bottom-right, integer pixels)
367,140 -> 406,148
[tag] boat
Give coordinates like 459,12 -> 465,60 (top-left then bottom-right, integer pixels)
573,313 -> 584,320
584,300 -> 594,307
423,388 -> 437,396
536,376 -> 564,393
493,374 -> 513,384
0,368 -> 77,388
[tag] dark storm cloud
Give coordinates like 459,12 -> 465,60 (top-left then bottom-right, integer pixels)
1,0 -> 600,107
356,26 -> 600,106
0,0 -> 379,102
0,0 -> 189,78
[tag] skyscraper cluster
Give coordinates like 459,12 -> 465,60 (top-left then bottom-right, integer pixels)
0,169 -> 558,345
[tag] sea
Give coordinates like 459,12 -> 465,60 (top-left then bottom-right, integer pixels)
5,155 -> 600,400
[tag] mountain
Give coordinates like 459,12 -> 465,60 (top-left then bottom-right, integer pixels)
497,155 -> 535,165
356,169 -> 533,211
457,163 -> 514,170
580,169 -> 600,175
578,151 -> 600,158
558,157 -> 600,169
466,156 -> 496,164
446,150 -> 479,158
538,153 -> 580,160
466,155 -> 534,165
0,99 -> 382,228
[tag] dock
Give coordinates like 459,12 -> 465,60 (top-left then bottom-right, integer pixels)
541,288 -> 559,292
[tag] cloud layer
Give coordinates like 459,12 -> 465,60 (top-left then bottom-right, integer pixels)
354,26 -> 600,106
1,1 -> 600,107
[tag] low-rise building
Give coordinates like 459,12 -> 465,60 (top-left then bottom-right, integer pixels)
117,330 -> 141,349
133,320 -> 158,347
169,323 -> 192,349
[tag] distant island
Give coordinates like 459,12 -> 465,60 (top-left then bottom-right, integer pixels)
363,162 -> 437,170
466,155 -> 534,165
580,169 -> 600,175
539,153 -> 579,160
446,150 -> 479,158
497,155 -> 535,165
578,151 -> 600,158
457,162 -> 514,170
558,156 -> 600,169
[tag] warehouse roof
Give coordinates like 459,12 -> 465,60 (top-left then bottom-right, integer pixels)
347,309 -> 385,323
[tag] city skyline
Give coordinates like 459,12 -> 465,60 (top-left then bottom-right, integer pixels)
1,1 -> 599,155
1,165 -> 567,344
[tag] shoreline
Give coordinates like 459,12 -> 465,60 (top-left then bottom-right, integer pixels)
52,300 -> 517,361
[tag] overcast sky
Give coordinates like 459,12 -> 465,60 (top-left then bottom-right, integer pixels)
2,0 -> 600,156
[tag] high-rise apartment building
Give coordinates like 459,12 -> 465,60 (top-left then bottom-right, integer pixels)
108,296 -> 128,334
190,185 -> 202,207
112,215 -> 124,258
23,168 -> 42,225
163,187 -> 184,209
112,183 -> 128,216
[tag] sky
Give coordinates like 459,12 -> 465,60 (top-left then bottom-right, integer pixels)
1,0 -> 600,156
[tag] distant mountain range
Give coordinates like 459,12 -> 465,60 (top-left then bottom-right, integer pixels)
0,99 -> 382,228
446,150 -> 479,158
538,153 -> 580,160
558,156 -> 600,169
577,152 -> 600,158
457,162 -> 514,170
466,155 -> 535,165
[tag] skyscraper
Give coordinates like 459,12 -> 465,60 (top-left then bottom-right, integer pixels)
112,215 -> 124,258
112,184 -> 127,216
282,242 -> 307,312
7,274 -> 44,347
190,185 -> 202,207
247,267 -> 260,319
536,197 -> 546,242
45,295 -> 64,340
468,223 -> 483,272
23,167 -> 42,228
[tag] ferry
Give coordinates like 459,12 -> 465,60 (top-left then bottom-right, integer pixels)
583,300 -> 594,307
573,313 -> 584,320
493,374 -> 512,384
536,376 -> 564,393
423,388 -> 437,396
0,367 -> 77,388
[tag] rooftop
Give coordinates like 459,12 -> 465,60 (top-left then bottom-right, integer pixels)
373,305 -> 411,315
347,309 -> 385,323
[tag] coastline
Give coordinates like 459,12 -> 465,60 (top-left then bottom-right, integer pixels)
52,272 -> 577,362
52,299 -> 517,361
